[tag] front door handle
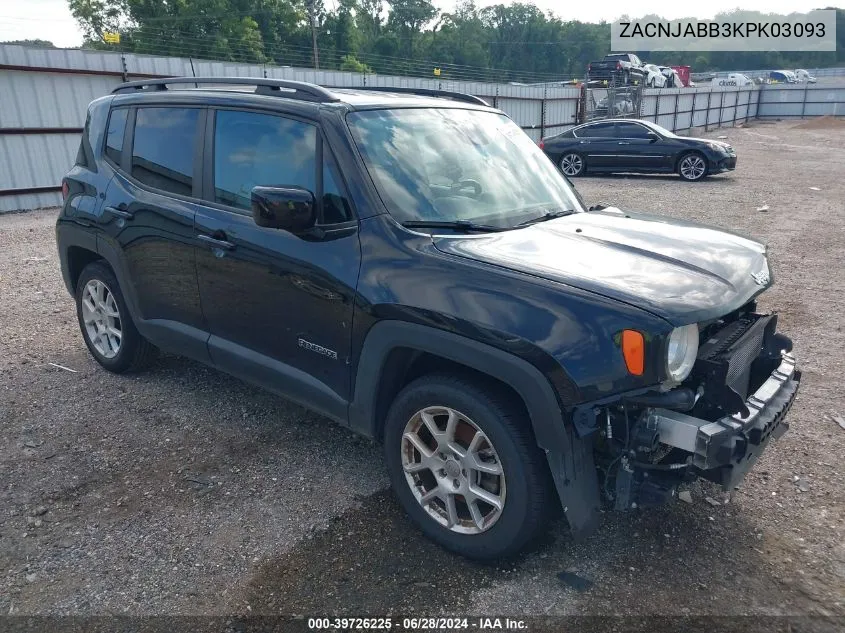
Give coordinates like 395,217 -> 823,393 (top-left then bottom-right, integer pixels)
617,141 -> 631,145
104,206 -> 134,220
198,233 -> 235,250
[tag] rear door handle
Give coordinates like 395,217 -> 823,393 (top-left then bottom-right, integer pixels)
198,233 -> 235,250
104,206 -> 134,220
617,141 -> 631,145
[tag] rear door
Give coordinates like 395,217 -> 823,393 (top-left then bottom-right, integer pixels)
576,122 -> 619,169
194,107 -> 360,418
98,104 -> 209,361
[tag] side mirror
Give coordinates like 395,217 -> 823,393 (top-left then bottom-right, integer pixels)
647,131 -> 660,143
251,186 -> 316,233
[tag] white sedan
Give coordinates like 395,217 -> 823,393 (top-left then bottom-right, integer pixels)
643,64 -> 667,88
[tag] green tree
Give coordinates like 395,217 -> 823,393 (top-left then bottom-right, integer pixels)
386,0 -> 436,58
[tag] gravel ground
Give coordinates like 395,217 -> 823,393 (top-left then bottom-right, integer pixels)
1,120 -> 844,621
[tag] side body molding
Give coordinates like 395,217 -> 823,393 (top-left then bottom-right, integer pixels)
349,320 -> 601,537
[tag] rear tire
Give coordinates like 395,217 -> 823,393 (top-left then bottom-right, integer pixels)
560,153 -> 585,177
75,261 -> 157,373
383,373 -> 554,560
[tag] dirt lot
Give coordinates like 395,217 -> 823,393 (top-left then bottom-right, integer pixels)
1,120 -> 844,623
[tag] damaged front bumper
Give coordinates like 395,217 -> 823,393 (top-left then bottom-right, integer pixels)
613,348 -> 800,510
648,351 -> 800,490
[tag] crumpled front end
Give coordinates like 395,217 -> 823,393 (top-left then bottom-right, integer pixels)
593,307 -> 800,509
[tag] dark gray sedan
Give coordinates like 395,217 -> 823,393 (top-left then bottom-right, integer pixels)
539,119 -> 737,181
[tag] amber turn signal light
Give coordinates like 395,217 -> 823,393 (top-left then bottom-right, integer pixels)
621,329 -> 645,376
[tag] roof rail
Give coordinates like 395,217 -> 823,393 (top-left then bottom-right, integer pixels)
111,77 -> 339,103
341,86 -> 489,107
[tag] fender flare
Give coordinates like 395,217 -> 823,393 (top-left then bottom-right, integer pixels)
348,320 -> 601,537
349,320 -> 561,445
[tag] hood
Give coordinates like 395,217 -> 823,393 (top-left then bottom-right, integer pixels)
681,137 -> 732,150
432,208 -> 770,325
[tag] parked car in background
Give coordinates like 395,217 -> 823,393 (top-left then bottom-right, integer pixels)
795,69 -> 817,83
59,78 -> 798,561
643,64 -> 668,88
593,88 -> 637,117
657,66 -> 685,88
540,119 -> 737,181
587,53 -> 645,84
712,73 -> 754,87
769,70 -> 798,84
670,65 -> 691,87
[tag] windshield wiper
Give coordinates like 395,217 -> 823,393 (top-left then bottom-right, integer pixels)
514,209 -> 575,227
401,220 -> 509,233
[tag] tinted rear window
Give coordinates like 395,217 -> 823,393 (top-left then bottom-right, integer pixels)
104,108 -> 128,165
131,107 -> 199,196
577,123 -> 616,138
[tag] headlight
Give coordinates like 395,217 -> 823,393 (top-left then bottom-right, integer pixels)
706,142 -> 727,153
666,324 -> 699,383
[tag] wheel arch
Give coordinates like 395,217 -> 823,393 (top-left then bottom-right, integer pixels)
65,245 -> 104,292
349,320 -> 602,537
349,321 -> 563,449
675,148 -> 707,171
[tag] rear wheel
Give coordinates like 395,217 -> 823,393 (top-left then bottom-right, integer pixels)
384,373 -> 554,560
75,261 -> 157,373
678,152 -> 708,181
560,153 -> 585,177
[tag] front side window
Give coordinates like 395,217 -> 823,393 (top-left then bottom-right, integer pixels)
615,122 -> 650,139
213,110 -> 316,211
131,107 -> 199,196
104,108 -> 128,165
347,108 -> 583,226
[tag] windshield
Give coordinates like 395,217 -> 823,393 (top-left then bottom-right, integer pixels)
347,108 -> 584,227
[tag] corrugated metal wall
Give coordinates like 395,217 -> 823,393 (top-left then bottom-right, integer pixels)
640,86 -> 760,132
0,44 -> 583,211
1,43 -> 843,211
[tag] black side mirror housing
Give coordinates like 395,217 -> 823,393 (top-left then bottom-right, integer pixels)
251,186 -> 316,233
647,131 -> 660,142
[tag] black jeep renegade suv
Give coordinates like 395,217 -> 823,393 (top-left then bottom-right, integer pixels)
57,77 -> 800,560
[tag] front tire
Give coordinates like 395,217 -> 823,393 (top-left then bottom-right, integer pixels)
384,373 -> 554,560
677,152 -> 708,181
560,152 -> 585,177
75,261 -> 157,373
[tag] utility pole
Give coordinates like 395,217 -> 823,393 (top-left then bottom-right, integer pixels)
307,0 -> 320,69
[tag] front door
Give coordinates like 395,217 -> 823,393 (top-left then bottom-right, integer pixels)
194,108 -> 360,419
612,122 -> 668,171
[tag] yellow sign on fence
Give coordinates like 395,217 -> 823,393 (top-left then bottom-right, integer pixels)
433,68 -> 441,77
103,32 -> 120,44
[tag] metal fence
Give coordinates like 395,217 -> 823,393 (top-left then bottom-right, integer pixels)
641,85 -> 761,132
1,43 -> 844,212
756,83 -> 845,118
0,44 -> 584,211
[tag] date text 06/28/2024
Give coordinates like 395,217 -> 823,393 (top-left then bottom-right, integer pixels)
307,617 -> 528,630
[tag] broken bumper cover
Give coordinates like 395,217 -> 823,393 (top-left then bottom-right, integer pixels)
649,352 -> 800,489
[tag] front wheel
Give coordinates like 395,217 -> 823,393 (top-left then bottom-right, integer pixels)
678,152 -> 708,181
560,153 -> 585,177
383,374 -> 554,560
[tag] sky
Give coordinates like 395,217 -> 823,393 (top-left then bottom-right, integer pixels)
0,0 -> 841,49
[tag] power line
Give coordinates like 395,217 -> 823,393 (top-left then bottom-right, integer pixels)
120,27 -> 572,82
